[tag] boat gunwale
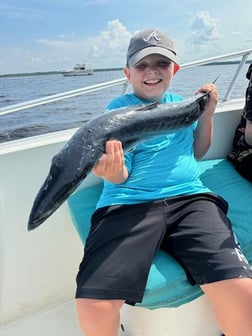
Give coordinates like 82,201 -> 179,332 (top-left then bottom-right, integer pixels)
0,98 -> 244,155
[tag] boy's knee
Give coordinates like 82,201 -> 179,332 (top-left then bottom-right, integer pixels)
76,298 -> 124,316
76,299 -> 124,335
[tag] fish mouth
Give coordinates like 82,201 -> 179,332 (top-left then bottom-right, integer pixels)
28,212 -> 47,231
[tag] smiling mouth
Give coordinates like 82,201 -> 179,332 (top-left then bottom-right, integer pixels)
144,79 -> 162,85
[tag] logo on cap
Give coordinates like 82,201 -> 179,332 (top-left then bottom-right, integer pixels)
143,31 -> 161,43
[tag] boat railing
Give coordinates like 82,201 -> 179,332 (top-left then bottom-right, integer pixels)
0,49 -> 251,117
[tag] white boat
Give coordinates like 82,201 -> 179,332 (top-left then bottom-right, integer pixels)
0,49 -> 252,336
62,61 -> 93,76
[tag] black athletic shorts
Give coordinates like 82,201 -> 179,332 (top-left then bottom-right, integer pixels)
75,192 -> 252,304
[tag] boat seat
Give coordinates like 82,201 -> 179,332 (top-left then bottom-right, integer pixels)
67,159 -> 252,309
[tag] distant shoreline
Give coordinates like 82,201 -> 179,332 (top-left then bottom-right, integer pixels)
0,67 -> 124,78
1,61 -> 251,78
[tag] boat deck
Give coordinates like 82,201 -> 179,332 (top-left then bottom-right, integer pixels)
0,296 -> 220,336
0,300 -> 82,336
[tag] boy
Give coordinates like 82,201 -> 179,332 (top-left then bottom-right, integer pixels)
75,28 -> 252,336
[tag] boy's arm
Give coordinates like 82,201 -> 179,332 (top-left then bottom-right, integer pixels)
193,84 -> 218,159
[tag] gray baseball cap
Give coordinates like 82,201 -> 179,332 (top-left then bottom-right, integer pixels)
126,28 -> 179,73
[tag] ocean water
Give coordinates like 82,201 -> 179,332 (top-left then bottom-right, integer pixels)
0,64 -> 249,143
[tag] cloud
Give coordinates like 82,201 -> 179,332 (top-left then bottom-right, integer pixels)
29,19 -> 131,69
81,0 -> 112,6
0,4 -> 44,20
188,11 -> 221,53
36,38 -> 75,48
86,19 -> 132,67
47,0 -> 111,7
231,32 -> 242,36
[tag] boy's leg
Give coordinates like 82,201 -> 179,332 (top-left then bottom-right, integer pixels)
75,202 -> 167,336
201,278 -> 252,336
76,298 -> 124,336
163,194 -> 252,335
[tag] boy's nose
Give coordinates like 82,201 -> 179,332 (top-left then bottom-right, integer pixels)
146,64 -> 159,71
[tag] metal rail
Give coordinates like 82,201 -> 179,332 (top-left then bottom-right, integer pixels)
0,49 -> 251,116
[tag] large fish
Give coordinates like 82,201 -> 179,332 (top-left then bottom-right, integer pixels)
28,92 -> 209,230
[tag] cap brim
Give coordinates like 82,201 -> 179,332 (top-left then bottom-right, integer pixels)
128,46 -> 179,74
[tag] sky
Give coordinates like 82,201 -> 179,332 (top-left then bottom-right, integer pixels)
0,0 -> 252,75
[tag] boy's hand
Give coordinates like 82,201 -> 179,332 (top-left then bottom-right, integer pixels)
92,140 -> 128,184
195,83 -> 218,119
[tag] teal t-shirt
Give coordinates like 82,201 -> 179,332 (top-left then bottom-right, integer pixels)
96,92 -> 210,208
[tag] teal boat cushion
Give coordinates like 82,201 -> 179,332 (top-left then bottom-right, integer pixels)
67,159 -> 252,309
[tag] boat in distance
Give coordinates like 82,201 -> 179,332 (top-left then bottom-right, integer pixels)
62,61 -> 93,76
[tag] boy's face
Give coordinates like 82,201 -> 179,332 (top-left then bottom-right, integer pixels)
124,54 -> 174,102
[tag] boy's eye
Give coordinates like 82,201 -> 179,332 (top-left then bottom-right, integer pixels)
135,63 -> 147,69
157,61 -> 172,67
134,60 -> 172,69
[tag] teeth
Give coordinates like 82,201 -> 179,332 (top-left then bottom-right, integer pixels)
145,79 -> 160,84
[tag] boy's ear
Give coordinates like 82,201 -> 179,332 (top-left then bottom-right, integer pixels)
173,63 -> 180,75
124,67 -> 130,80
